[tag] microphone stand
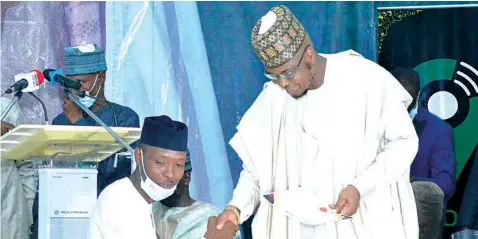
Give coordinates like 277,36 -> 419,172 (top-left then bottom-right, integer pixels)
0,90 -> 23,122
64,89 -> 136,174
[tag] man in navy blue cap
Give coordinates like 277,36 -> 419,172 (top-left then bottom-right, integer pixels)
88,116 -> 238,239
32,43 -> 140,238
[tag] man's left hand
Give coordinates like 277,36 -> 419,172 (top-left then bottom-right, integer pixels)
330,185 -> 360,216
1,121 -> 14,136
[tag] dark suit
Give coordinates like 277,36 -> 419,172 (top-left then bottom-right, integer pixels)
411,108 -> 456,239
411,109 -> 455,198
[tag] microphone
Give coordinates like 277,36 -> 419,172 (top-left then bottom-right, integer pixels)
4,70 -> 45,94
43,69 -> 81,91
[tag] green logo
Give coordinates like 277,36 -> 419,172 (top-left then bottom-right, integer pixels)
414,59 -> 478,179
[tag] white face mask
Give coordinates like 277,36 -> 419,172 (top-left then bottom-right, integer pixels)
139,149 -> 177,201
79,74 -> 102,108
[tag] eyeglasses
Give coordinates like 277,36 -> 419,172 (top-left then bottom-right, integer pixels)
264,44 -> 310,81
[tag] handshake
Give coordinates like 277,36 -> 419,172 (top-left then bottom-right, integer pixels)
203,207 -> 240,239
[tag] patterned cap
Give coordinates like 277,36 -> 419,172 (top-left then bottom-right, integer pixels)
63,44 -> 107,75
251,5 -> 307,68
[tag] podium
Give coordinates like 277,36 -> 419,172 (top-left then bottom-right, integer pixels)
0,124 -> 141,239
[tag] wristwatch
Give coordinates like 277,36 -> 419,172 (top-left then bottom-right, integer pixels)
225,205 -> 241,224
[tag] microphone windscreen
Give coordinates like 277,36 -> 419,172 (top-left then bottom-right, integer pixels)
42,69 -> 55,82
31,70 -> 45,86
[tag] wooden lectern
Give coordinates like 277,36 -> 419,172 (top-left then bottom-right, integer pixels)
0,124 -> 141,239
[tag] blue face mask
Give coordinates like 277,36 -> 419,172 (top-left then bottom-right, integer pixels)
79,74 -> 101,108
409,104 -> 418,120
409,92 -> 420,120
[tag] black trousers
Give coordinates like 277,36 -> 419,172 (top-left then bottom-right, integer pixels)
412,181 -> 445,239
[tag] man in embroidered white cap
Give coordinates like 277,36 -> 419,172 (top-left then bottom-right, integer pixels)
1,96 -> 34,239
216,5 -> 420,239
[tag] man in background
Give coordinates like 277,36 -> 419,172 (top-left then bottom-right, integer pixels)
1,96 -> 35,239
32,43 -> 140,239
154,150 -> 241,239
392,67 -> 456,239
50,43 -> 141,193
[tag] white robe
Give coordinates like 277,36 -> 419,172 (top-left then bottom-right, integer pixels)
1,96 -> 34,239
228,50 -> 419,239
88,177 -> 156,239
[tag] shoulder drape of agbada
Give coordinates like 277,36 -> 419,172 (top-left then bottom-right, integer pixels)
228,50 -> 419,239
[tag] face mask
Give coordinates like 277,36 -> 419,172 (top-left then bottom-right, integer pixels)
409,105 -> 418,120
409,92 -> 420,120
139,149 -> 177,201
79,74 -> 102,108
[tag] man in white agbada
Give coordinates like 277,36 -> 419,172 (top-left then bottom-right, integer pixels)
1,96 -> 37,239
215,5 -> 420,239
154,151 -> 241,239
88,116 -> 190,239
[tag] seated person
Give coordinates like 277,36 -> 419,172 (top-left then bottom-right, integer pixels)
32,43 -> 140,238
89,116 -> 238,239
1,97 -> 34,239
392,67 -> 455,239
457,146 -> 478,231
89,115 -> 188,239
154,151 -> 241,239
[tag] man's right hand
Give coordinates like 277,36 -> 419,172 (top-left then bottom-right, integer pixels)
204,216 -> 238,239
62,97 -> 83,124
216,208 -> 239,230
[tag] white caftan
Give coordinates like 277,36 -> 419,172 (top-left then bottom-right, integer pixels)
228,50 -> 419,239
88,178 -> 156,239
